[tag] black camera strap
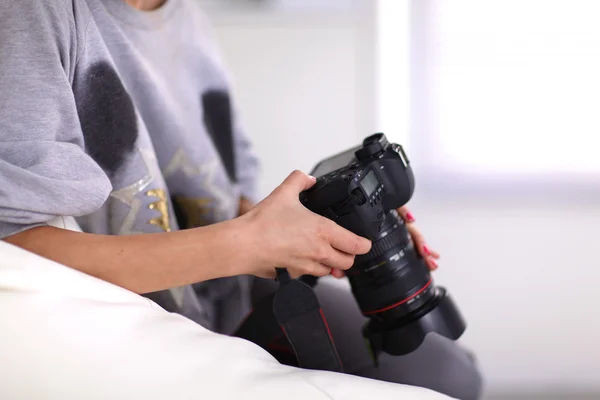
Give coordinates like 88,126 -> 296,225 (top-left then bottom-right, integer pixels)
235,269 -> 344,373
271,268 -> 344,372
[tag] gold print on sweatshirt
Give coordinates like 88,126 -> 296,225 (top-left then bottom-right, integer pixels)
163,149 -> 235,222
147,188 -> 172,232
173,196 -> 214,229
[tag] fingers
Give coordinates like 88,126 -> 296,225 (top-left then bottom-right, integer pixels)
406,225 -> 439,271
318,246 -> 356,271
399,206 -> 441,271
287,263 -> 332,279
280,170 -> 317,194
282,266 -> 346,280
324,220 -> 372,255
310,263 -> 332,277
330,269 -> 345,279
406,223 -> 440,258
425,254 -> 439,271
406,223 -> 425,251
289,236 -> 357,279
397,206 -> 416,223
424,244 -> 441,259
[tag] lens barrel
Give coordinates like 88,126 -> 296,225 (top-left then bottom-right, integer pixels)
347,212 -> 434,320
346,211 -> 466,356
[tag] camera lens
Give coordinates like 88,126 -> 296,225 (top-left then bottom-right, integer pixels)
345,211 -> 466,356
346,211 -> 435,321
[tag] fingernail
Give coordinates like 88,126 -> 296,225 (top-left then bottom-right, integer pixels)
308,175 -> 317,181
406,212 -> 416,223
430,259 -> 438,270
331,269 -> 345,279
423,245 -> 431,255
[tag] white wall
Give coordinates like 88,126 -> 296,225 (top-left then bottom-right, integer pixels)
202,1 -> 600,396
203,2 -> 376,198
410,196 -> 600,395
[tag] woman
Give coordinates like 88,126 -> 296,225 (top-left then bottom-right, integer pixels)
0,0 -> 481,399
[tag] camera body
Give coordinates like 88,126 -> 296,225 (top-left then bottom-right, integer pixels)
300,133 -> 413,240
300,133 -> 466,358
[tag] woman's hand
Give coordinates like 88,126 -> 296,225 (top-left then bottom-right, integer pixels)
241,170 -> 372,279
238,171 -> 438,280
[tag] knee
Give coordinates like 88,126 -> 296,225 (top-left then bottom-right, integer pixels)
392,335 -> 485,400
435,352 -> 484,400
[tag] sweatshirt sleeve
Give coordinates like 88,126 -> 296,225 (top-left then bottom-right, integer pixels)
0,1 -> 112,239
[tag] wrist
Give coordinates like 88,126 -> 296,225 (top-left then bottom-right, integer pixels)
233,208 -> 275,277
180,217 -> 253,280
225,212 -> 266,276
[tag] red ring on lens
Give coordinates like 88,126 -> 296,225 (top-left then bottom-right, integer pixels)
362,279 -> 433,315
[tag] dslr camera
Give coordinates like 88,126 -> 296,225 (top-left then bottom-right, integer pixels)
300,133 -> 466,359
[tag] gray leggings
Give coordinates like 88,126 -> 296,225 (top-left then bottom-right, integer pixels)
249,277 -> 484,400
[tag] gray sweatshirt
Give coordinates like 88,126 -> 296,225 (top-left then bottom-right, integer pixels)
0,0 -> 259,332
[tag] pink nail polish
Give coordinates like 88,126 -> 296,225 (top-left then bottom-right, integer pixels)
430,259 -> 438,270
423,245 -> 431,255
308,175 -> 317,181
406,212 -> 416,223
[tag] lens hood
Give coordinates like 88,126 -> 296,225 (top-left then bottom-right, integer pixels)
363,287 -> 466,356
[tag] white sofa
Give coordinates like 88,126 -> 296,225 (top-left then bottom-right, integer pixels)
0,218 -> 452,399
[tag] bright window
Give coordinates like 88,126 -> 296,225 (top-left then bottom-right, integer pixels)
378,0 -> 600,182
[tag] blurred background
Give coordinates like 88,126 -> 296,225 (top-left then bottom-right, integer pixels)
199,1 -> 600,399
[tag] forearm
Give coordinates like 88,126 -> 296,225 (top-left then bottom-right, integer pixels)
238,197 -> 254,216
3,218 -> 252,294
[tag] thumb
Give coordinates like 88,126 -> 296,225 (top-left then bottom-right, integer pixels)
280,170 -> 317,194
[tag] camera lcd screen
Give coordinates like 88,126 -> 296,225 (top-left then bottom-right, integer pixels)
361,170 -> 379,196
310,145 -> 360,178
